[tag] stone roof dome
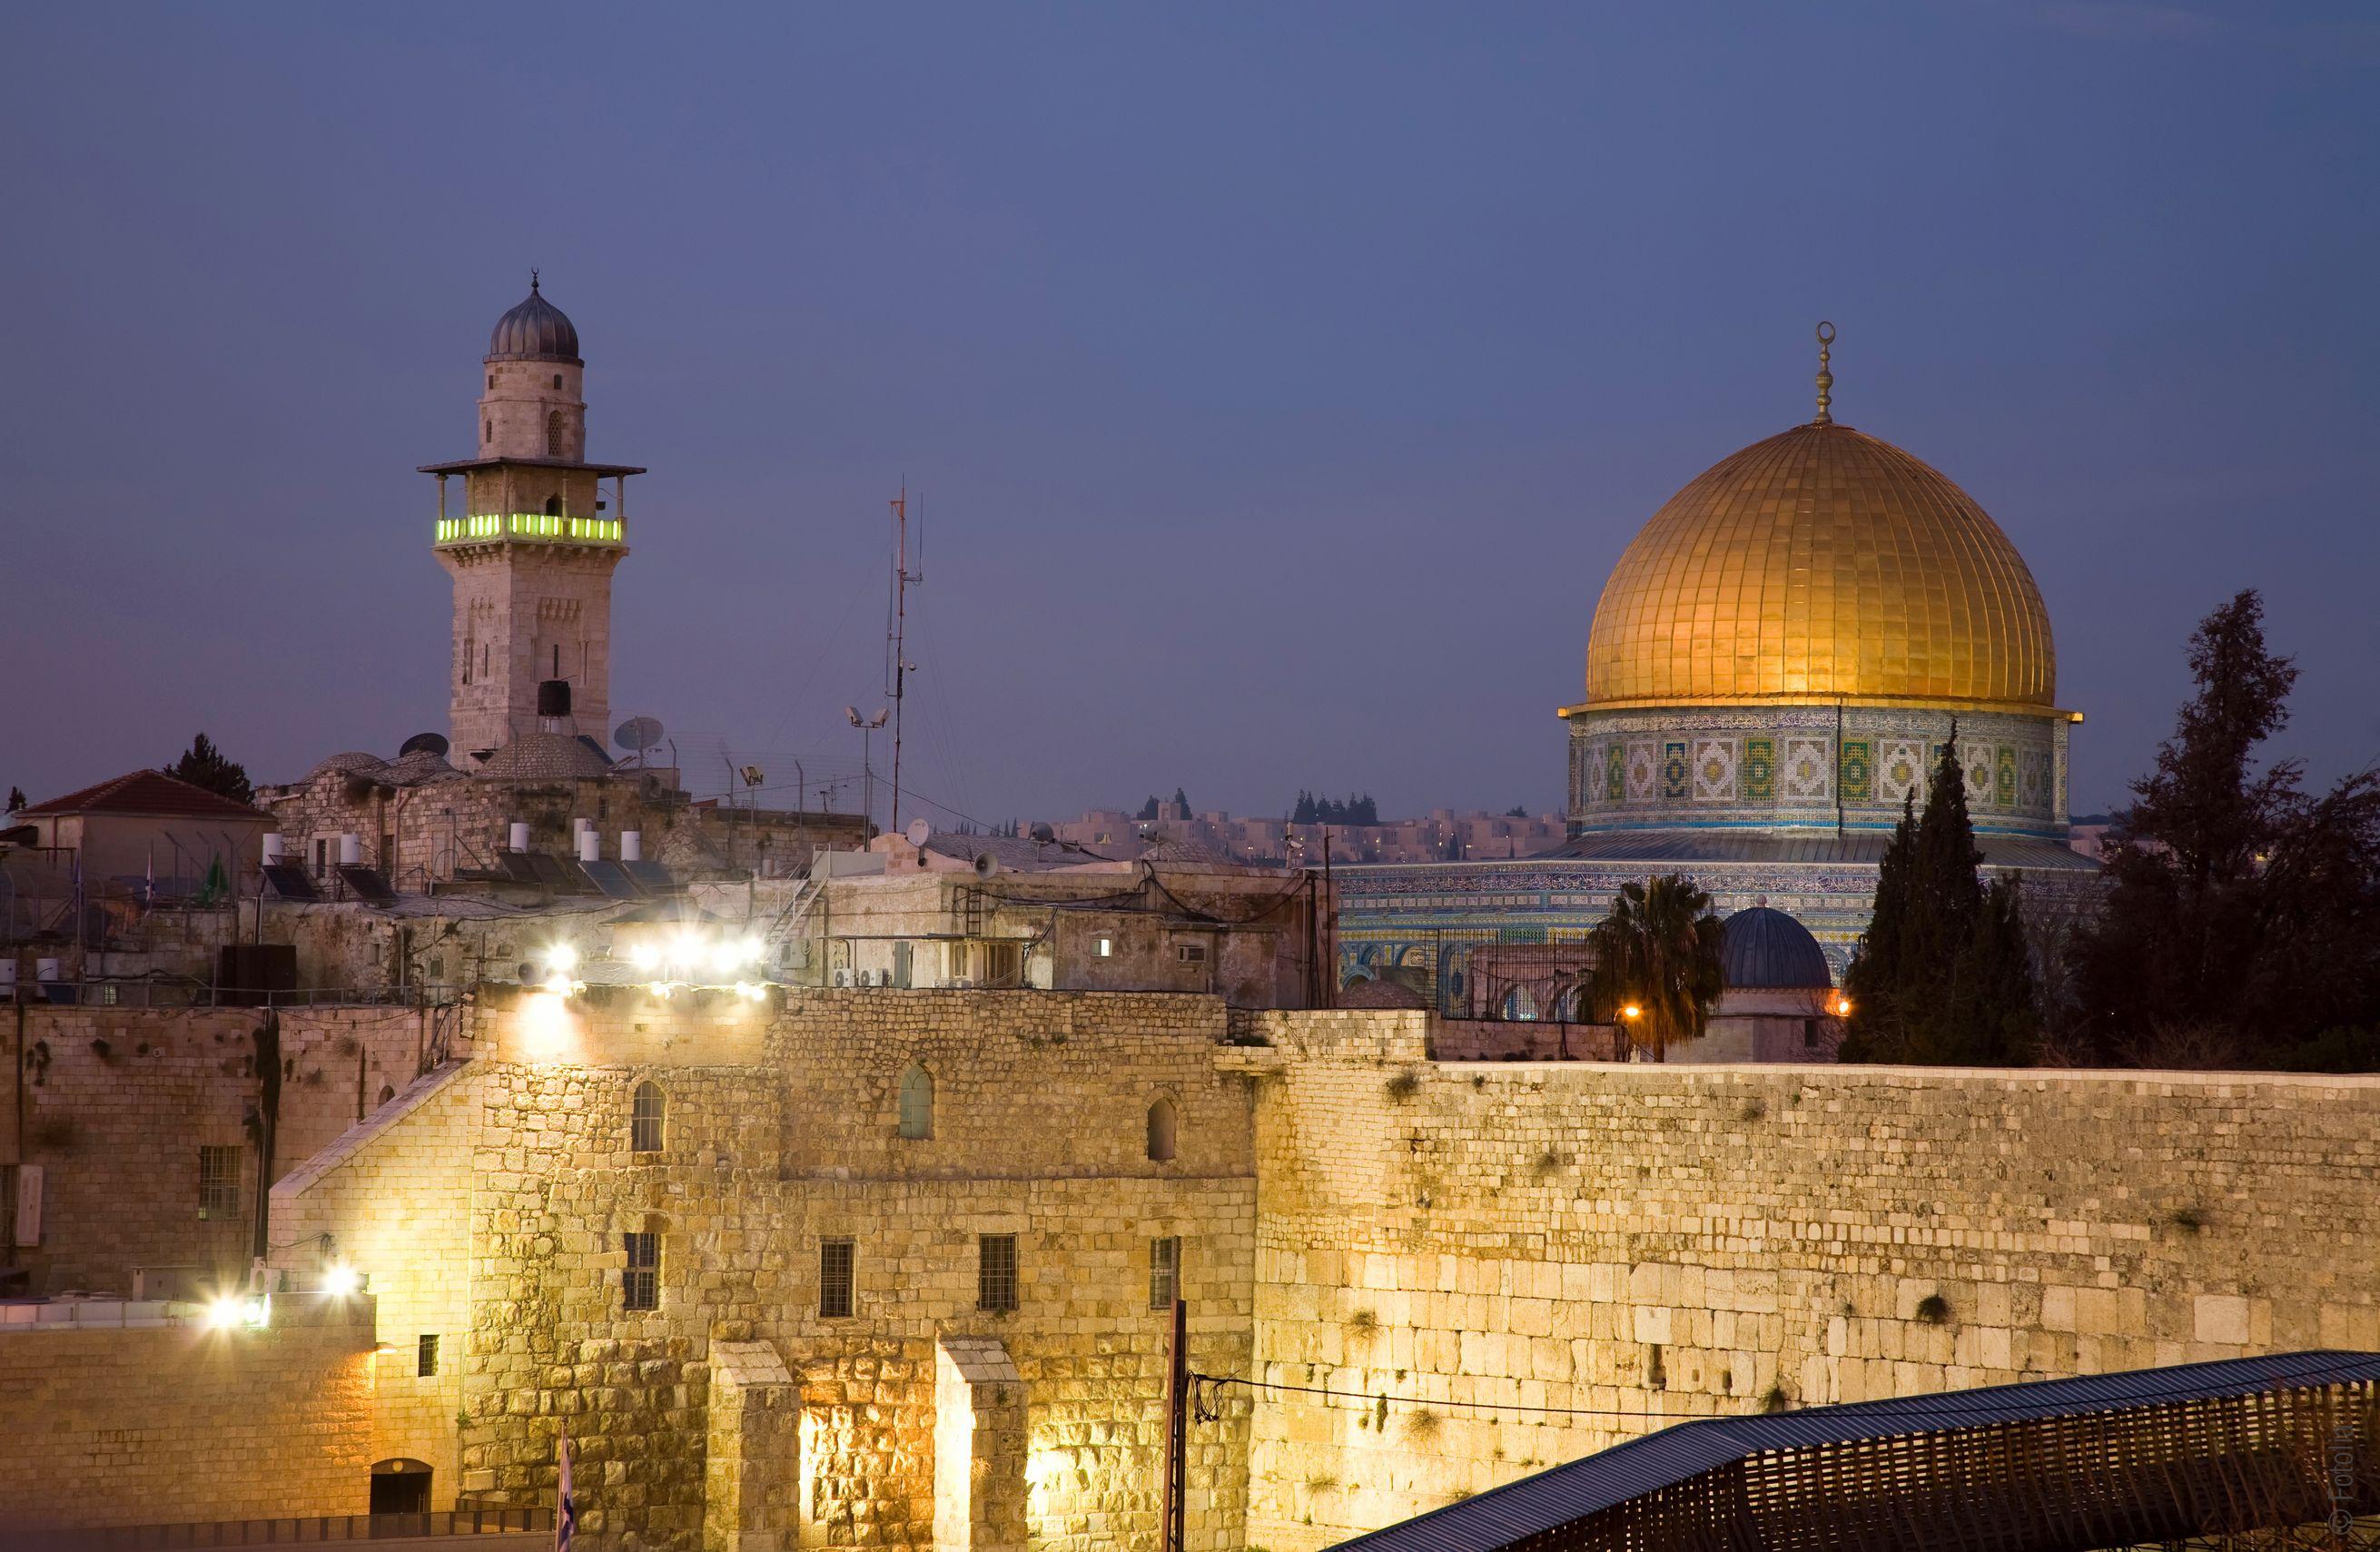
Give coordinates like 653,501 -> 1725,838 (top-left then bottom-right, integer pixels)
1719,905 -> 1832,990
487,275 -> 581,364
1583,421 -> 2055,713
474,730 -> 616,781
308,751 -> 390,781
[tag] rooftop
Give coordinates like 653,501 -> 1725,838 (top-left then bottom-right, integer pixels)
17,770 -> 268,822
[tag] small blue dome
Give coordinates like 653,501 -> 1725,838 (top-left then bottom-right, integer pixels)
1720,906 -> 1832,990
487,275 -> 580,363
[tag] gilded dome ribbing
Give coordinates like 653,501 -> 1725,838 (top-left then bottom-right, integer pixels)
1583,422 -> 2055,709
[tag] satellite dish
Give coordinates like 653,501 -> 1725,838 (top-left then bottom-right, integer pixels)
905,818 -> 933,847
398,731 -> 449,758
615,716 -> 665,753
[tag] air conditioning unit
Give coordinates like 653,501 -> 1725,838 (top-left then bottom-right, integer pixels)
832,969 -> 851,988
133,1266 -> 206,1301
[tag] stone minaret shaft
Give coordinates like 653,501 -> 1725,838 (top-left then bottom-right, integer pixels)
420,278 -> 643,759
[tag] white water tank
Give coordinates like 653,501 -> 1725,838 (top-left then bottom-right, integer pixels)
509,821 -> 531,852
577,830 -> 601,863
262,834 -> 285,865
0,961 -> 15,991
35,958 -> 61,983
339,834 -> 362,866
620,831 -> 642,862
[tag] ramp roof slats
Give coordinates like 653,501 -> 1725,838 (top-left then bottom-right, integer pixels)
1328,1351 -> 2380,1552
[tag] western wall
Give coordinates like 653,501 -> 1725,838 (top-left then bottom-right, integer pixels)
9,991 -> 2375,1545
1234,1012 -> 2380,1548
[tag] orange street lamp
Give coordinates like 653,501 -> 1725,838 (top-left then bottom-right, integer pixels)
1620,1003 -> 1643,1023
1830,993 -> 1853,1018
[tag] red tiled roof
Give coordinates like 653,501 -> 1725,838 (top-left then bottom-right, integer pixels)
19,769 -> 269,821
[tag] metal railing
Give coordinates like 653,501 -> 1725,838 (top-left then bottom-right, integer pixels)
5,981 -> 467,1011
0,1508 -> 552,1549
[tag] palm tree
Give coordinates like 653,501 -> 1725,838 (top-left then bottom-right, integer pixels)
1585,875 -> 1726,1061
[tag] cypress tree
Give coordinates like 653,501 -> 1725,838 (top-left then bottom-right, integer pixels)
1841,725 -> 2042,1065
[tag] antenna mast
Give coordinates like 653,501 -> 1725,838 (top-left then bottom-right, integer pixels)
884,484 -> 923,835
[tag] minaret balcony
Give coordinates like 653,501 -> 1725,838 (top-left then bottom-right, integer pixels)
433,512 -> 626,547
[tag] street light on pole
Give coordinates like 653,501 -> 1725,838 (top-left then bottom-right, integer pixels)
845,707 -> 889,835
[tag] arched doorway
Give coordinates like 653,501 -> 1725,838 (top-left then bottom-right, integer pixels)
369,1458 -> 432,1515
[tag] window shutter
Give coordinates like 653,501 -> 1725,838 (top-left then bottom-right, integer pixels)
13,1164 -> 42,1246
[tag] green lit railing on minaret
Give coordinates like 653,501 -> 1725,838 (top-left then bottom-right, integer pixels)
432,513 -> 625,546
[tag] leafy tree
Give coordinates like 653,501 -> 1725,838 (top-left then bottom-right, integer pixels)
1171,786 -> 1190,813
2068,590 -> 2380,1064
1137,795 -> 1160,822
168,733 -> 253,806
1585,874 -> 1726,1061
1506,804 -> 1529,818
5,786 -> 24,813
1840,727 -> 2042,1065
1292,790 -> 1317,825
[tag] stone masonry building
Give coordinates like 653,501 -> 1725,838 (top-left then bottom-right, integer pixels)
5,987 -> 2354,1544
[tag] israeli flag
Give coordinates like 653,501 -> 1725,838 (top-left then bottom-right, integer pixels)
556,1426 -> 578,1550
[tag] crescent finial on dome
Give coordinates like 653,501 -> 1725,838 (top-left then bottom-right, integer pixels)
1814,321 -> 1836,426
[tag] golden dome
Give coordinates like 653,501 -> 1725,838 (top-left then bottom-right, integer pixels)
1581,421 -> 2056,711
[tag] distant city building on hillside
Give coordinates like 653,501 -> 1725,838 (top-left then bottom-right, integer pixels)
1048,806 -> 1568,865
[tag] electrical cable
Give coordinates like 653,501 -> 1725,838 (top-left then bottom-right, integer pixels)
1193,1359 -> 2373,1427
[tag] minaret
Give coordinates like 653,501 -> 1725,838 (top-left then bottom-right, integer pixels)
420,276 -> 644,760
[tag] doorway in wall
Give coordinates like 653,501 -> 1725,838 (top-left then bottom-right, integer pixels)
369,1459 -> 431,1515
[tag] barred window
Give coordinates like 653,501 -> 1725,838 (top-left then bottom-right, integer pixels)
623,1231 -> 659,1311
417,1333 -> 441,1377
977,1233 -> 1018,1313
198,1145 -> 241,1219
545,410 -> 565,457
630,1082 -> 666,1153
1150,1235 -> 1181,1311
820,1239 -> 854,1319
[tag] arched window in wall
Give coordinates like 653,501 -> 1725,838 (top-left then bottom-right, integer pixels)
631,1082 -> 665,1152
544,495 -> 562,517
1146,1097 -> 1178,1162
896,1063 -> 933,1140
546,410 -> 565,457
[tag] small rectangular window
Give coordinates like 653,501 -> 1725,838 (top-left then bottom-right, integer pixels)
1094,937 -> 1112,958
1150,1236 -> 1181,1311
1175,943 -> 1208,964
820,1239 -> 854,1319
623,1231 -> 659,1311
417,1333 -> 441,1377
978,1233 -> 1018,1313
198,1145 -> 241,1219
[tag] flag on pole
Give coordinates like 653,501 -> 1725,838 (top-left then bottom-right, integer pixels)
556,1425 -> 578,1549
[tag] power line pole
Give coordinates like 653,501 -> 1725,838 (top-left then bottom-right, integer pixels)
885,487 -> 923,836
1162,1296 -> 1188,1552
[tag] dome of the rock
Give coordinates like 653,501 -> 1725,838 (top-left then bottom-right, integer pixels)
1585,422 -> 2054,712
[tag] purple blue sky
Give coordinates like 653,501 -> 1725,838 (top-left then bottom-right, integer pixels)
5,3 -> 2375,827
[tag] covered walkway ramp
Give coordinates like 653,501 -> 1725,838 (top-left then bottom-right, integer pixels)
1330,1350 -> 2379,1552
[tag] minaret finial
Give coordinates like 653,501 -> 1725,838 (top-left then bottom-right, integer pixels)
1813,320 -> 1836,425
530,267 -> 541,293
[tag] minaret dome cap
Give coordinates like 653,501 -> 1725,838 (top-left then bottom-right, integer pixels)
487,272 -> 581,364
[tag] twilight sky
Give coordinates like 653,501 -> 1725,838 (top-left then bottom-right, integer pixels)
4,3 -> 2375,828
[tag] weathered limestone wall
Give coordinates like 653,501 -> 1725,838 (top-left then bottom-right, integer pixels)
1236,1011 -> 2380,1550
276,989 -> 1259,1552
0,1300 -> 375,1528
272,1061 -> 481,1508
4,1005 -> 437,1294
